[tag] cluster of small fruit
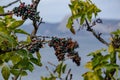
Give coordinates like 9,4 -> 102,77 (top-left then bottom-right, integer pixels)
48,37 -> 81,66
13,2 -> 40,21
27,38 -> 43,53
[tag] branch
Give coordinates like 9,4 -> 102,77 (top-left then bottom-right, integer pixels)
0,43 -> 29,55
0,12 -> 13,16
32,0 -> 41,10
30,0 -> 41,39
85,19 -> 109,46
2,0 -> 20,8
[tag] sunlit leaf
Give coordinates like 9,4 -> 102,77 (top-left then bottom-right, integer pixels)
0,21 -> 8,34
26,36 -> 31,43
108,44 -> 115,53
85,61 -> 93,70
0,32 -> 17,47
1,65 -> 10,80
8,20 -> 24,29
82,71 -> 101,80
14,29 -> 30,35
55,62 -> 63,78
10,54 -> 22,65
0,6 -> 4,14
66,16 -> 73,29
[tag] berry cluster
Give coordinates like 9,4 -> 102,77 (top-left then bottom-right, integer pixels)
13,2 -> 40,21
48,37 -> 81,66
27,38 -> 43,53
67,52 -> 81,66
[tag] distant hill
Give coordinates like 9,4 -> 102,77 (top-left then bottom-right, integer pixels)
58,15 -> 120,34
19,16 -> 120,38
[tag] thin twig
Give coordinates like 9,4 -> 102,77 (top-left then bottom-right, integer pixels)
45,66 -> 53,75
65,69 -> 71,80
85,19 -> 109,46
38,18 -> 45,26
48,61 -> 56,67
2,0 -> 20,8
70,74 -> 72,80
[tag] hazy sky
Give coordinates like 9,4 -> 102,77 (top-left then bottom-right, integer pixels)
39,0 -> 120,23
0,0 -> 120,23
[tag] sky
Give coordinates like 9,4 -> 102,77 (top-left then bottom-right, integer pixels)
0,0 -> 120,23
38,0 -> 120,23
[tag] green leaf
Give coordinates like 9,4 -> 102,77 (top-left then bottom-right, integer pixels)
70,27 -> 76,34
8,20 -> 24,30
30,58 -> 42,66
85,61 -> 93,70
62,64 -> 67,73
111,29 -> 120,35
108,44 -> 115,53
26,36 -> 31,43
92,55 -> 103,70
82,71 -> 101,80
87,48 -> 106,56
66,16 -> 73,29
0,6 -> 4,14
101,54 -> 110,63
87,12 -> 92,22
93,62 -> 108,71
14,29 -> 30,35
0,32 -> 17,47
118,52 -> 120,60
15,57 -> 29,69
27,62 -> 34,72
105,64 -> 119,71
17,49 -> 28,57
1,65 -> 10,80
20,71 -> 28,76
36,51 -> 41,62
80,14 -> 85,25
0,21 -> 8,34
10,54 -> 22,65
0,60 -> 4,66
10,69 -> 19,76
55,62 -> 63,78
